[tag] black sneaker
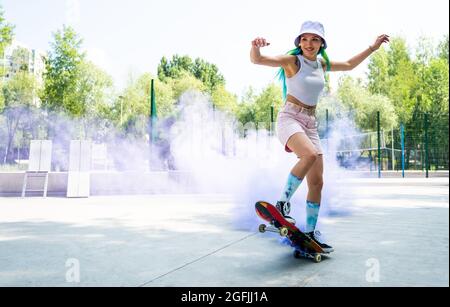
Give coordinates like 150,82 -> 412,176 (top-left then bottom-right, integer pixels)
305,230 -> 334,253
276,201 -> 296,225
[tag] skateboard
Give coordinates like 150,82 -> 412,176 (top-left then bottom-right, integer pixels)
255,201 -> 329,263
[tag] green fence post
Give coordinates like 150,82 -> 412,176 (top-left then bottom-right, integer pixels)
424,113 -> 429,178
401,124 -> 405,178
391,128 -> 395,171
377,111 -> 381,178
149,79 -> 157,171
270,105 -> 274,136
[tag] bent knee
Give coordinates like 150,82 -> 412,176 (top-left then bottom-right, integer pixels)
308,180 -> 324,190
302,151 -> 320,163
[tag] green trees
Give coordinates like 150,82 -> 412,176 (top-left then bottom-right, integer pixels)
115,73 -> 164,139
234,84 -> 283,131
157,55 -> 225,93
367,36 -> 449,121
335,76 -> 397,131
42,26 -> 86,116
210,84 -> 238,115
1,47 -> 40,163
1,0 -> 448,170
42,26 -> 113,117
40,26 -> 114,141
111,54 -> 237,141
366,35 -> 449,170
0,5 -> 14,58
0,5 -> 14,110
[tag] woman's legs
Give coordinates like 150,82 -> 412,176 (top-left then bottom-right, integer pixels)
306,155 -> 324,204
304,156 -> 333,251
277,132 -> 319,206
305,155 -> 324,233
286,132 -> 320,179
282,134 -> 332,250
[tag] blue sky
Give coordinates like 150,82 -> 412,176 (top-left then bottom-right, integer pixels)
2,0 -> 449,97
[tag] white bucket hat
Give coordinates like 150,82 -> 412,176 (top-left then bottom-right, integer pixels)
294,21 -> 327,49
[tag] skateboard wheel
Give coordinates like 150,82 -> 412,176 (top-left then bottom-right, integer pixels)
258,224 -> 266,233
279,227 -> 289,237
313,254 -> 322,263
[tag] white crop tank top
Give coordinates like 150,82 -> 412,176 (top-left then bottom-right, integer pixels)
285,54 -> 325,107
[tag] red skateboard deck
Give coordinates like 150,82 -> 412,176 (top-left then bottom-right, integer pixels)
255,201 -> 326,255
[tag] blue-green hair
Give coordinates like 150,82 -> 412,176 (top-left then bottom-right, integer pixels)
276,47 -> 331,101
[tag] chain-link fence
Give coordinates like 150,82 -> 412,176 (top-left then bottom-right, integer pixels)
1,106 -> 449,176
320,110 -> 449,175
0,108 -> 152,172
397,113 -> 449,172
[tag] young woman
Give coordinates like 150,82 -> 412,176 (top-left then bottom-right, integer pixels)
250,21 -> 389,252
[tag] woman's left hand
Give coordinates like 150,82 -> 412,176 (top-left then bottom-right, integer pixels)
371,34 -> 390,51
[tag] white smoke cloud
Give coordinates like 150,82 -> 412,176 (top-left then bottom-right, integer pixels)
2,89 -> 370,231
166,92 -> 368,232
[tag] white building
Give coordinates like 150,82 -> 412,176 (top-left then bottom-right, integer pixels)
1,41 -> 47,106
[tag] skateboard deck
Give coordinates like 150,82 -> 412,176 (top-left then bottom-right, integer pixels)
255,200 -> 329,263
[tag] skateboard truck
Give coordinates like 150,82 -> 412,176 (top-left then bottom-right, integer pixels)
259,223 -> 289,237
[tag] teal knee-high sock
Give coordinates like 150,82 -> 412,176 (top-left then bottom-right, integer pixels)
306,201 -> 320,233
279,173 -> 303,203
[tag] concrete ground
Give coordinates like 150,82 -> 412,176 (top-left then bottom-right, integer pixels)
0,178 -> 448,287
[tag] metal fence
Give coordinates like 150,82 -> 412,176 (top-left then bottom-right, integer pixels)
1,108 -> 449,176
321,111 -> 449,176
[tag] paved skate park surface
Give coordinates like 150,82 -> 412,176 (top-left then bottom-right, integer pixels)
0,178 -> 448,287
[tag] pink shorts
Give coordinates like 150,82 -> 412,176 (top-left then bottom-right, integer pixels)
276,102 -> 323,155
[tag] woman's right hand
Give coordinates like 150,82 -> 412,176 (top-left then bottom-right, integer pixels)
252,37 -> 270,48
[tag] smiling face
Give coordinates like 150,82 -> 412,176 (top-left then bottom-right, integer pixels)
299,33 -> 323,58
